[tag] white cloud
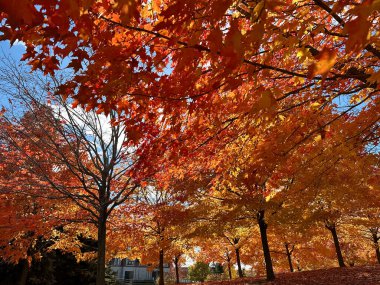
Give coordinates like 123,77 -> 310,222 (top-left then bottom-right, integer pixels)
12,40 -> 26,48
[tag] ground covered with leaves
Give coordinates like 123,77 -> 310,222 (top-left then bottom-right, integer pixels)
197,265 -> 380,285
269,265 -> 380,285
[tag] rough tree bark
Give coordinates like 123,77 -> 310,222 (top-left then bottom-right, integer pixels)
370,228 -> 380,264
226,250 -> 232,280
174,255 -> 180,284
235,247 -> 243,278
325,222 -> 345,267
159,249 -> 164,285
257,210 -> 275,281
232,238 -> 244,278
284,242 -> 294,272
17,259 -> 29,285
96,207 -> 107,285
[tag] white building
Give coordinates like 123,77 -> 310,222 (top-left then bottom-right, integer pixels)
109,258 -> 170,284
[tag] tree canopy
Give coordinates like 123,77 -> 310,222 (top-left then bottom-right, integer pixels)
0,1 -> 379,285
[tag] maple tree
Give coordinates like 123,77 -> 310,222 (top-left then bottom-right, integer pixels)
342,192 -> 380,265
168,90 -> 378,279
274,143 -> 380,267
0,112 -> 96,284
187,200 -> 255,278
165,233 -> 193,284
173,109 -> 323,280
194,239 -> 237,280
118,185 -> 189,285
266,221 -> 303,273
0,1 -> 379,283
0,61 -> 141,285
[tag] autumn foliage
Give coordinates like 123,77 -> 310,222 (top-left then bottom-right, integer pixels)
0,1 -> 379,285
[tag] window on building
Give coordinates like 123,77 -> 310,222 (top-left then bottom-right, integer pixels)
124,271 -> 134,280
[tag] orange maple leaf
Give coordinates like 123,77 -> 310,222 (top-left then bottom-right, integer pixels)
344,17 -> 371,53
308,48 -> 337,79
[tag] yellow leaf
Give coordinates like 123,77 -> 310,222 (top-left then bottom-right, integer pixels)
310,102 -> 321,110
308,47 -> 337,78
152,0 -> 161,13
296,49 -> 304,59
253,1 -> 265,20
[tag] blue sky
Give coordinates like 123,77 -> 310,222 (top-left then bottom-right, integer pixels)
0,40 -> 25,61
0,41 -> 27,107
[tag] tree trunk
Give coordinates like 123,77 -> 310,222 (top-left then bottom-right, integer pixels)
326,223 -> 345,267
96,208 -> 107,285
159,249 -> 165,285
257,210 -> 275,281
17,259 -> 29,285
375,243 -> 380,264
296,260 -> 301,271
371,230 -> 380,264
174,256 -> 180,284
284,243 -> 294,272
235,247 -> 243,278
226,250 -> 232,280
